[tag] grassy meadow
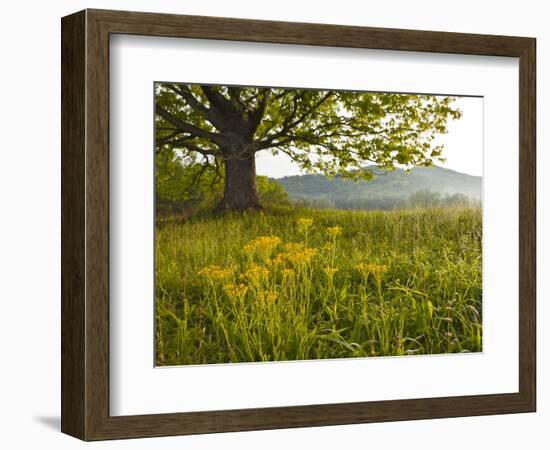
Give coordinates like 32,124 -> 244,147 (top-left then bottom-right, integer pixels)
155,206 -> 482,366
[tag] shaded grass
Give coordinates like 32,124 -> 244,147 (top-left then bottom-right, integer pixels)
155,206 -> 482,365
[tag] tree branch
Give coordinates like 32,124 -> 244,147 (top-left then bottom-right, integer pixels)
200,85 -> 233,114
259,91 -> 333,148
228,87 -> 247,112
155,129 -> 185,145
166,84 -> 210,115
249,91 -> 269,134
155,104 -> 225,145
166,84 -> 228,130
159,138 -> 218,156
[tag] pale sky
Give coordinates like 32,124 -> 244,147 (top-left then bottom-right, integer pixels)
256,96 -> 483,178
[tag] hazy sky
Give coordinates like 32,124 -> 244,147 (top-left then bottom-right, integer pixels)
256,96 -> 483,178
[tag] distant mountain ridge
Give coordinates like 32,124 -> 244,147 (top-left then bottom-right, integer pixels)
273,165 -> 482,210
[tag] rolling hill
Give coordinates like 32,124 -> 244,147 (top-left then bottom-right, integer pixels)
273,165 -> 482,210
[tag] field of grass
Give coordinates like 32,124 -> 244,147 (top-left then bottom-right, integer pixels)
155,206 -> 482,366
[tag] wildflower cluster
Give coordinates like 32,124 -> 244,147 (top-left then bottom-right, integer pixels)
223,282 -> 249,299
281,268 -> 295,279
242,235 -> 281,262
326,226 -> 342,238
286,247 -> 317,266
296,218 -> 314,233
197,221 -> 349,306
241,264 -> 270,283
355,263 -> 388,280
198,265 -> 233,282
323,266 -> 338,281
257,290 -> 278,305
272,242 -> 317,268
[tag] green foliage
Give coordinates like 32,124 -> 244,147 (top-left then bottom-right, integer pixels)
407,189 -> 471,209
156,150 -> 290,214
155,83 -> 462,195
155,148 -> 221,202
155,207 -> 482,365
256,176 -> 290,207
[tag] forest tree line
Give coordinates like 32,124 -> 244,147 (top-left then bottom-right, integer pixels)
156,153 -> 479,216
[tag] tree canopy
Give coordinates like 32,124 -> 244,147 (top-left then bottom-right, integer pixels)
155,84 -> 461,211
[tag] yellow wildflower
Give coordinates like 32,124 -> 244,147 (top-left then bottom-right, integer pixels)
281,268 -> 295,279
242,235 -> 281,261
257,290 -> 278,304
223,282 -> 249,299
326,226 -> 342,238
355,263 -> 388,279
284,242 -> 306,253
241,264 -> 270,283
323,266 -> 338,280
297,217 -> 314,233
198,265 -> 233,282
286,247 -> 317,266
270,252 -> 287,266
272,243 -> 312,267
282,242 -> 317,266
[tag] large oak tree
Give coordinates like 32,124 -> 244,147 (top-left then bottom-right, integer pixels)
155,84 -> 461,211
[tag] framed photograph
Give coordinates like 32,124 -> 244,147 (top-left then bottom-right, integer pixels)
61,9 -> 536,441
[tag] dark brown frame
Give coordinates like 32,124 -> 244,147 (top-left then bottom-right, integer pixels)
61,8 -> 536,441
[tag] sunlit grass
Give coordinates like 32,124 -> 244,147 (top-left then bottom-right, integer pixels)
155,206 -> 482,365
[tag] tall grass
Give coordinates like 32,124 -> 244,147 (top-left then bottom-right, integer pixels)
155,206 -> 482,365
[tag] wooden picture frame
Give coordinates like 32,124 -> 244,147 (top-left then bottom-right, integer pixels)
61,8 -> 536,441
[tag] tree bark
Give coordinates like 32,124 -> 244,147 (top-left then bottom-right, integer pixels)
217,155 -> 261,212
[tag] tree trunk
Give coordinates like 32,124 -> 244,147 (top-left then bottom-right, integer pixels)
217,155 -> 261,212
